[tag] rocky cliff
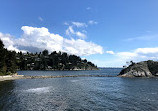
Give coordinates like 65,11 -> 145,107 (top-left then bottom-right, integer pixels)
118,60 -> 158,77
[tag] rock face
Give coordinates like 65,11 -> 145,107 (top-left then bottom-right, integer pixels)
118,60 -> 158,77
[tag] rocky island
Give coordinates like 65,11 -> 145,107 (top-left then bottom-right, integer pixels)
118,60 -> 158,77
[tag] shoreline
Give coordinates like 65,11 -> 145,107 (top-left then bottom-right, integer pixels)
1,74 -> 157,82
0,74 -> 116,82
17,68 -> 99,71
0,75 -> 25,81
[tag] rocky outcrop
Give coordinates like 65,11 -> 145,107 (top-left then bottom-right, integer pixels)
118,60 -> 158,77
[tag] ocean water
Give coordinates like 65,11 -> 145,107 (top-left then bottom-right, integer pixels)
0,68 -> 158,111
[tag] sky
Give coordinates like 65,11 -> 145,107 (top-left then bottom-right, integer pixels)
0,0 -> 158,67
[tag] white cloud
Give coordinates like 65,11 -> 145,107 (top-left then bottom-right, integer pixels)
116,47 -> 158,65
0,33 -> 21,52
19,26 -> 63,52
135,47 -> 158,54
65,21 -> 97,39
99,47 -> 158,67
72,22 -> 87,27
65,26 -> 86,39
106,51 -> 115,55
63,39 -> 103,56
88,20 -> 98,25
117,52 -> 137,60
75,31 -> 86,39
38,17 -> 43,21
0,26 -> 103,56
66,26 -> 75,35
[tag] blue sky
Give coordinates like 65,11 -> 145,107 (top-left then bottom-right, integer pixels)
0,0 -> 158,67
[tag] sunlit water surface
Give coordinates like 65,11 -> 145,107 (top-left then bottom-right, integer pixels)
0,68 -> 158,111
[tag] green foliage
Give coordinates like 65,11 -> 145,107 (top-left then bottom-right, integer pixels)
0,39 -> 17,75
147,60 -> 158,76
16,50 -> 98,70
42,49 -> 49,56
0,39 -> 98,75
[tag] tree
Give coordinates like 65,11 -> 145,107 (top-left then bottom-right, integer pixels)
42,49 -> 49,56
5,51 -> 17,73
0,39 -> 98,73
0,39 -> 17,75
0,40 -> 6,75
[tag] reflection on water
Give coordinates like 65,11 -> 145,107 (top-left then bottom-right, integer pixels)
25,87 -> 51,94
0,69 -> 158,111
0,81 -> 15,110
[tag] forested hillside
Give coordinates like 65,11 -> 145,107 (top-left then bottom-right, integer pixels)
16,50 -> 98,71
0,40 -> 17,75
0,39 -> 98,75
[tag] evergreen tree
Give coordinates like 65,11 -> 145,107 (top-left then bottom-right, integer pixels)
0,39 -> 98,74
0,40 -> 6,75
0,39 -> 17,75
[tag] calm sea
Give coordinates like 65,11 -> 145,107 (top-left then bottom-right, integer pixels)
0,68 -> 158,111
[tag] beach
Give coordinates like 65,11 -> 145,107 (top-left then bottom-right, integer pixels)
0,74 -> 25,81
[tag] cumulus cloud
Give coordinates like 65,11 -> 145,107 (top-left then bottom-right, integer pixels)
101,47 -> 158,67
63,39 -> 103,56
116,47 -> 158,64
135,47 -> 158,54
0,33 -> 21,52
106,51 -> 115,55
18,26 -> 63,52
0,26 -> 103,56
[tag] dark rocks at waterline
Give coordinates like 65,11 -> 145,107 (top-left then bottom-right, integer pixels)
118,60 -> 158,77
